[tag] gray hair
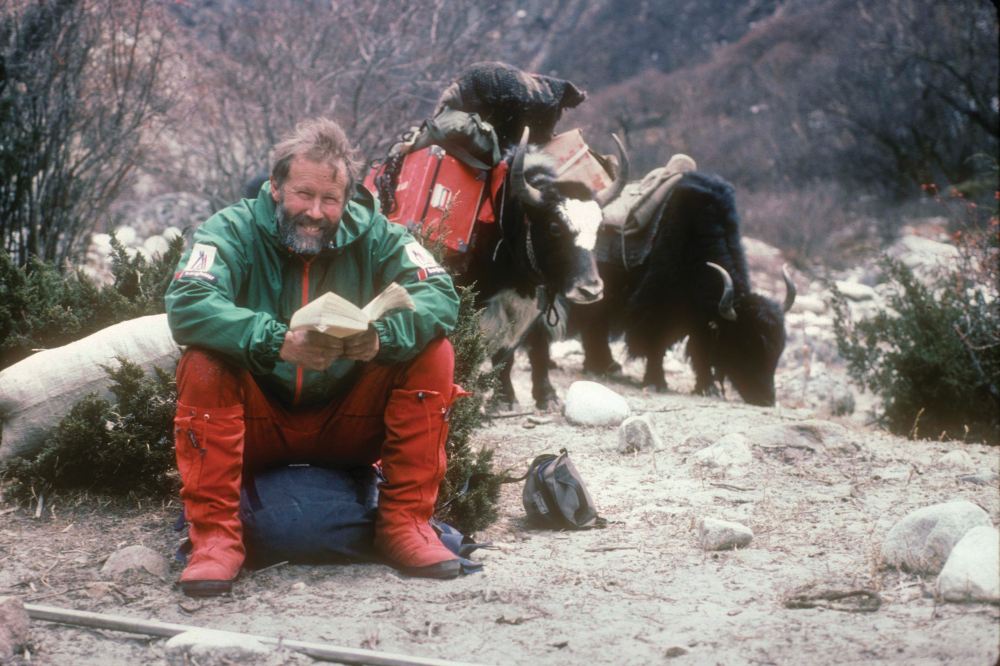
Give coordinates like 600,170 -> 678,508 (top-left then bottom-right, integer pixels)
269,117 -> 362,190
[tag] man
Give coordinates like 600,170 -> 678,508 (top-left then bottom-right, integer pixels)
165,117 -> 463,597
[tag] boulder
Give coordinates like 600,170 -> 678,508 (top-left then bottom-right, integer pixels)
690,433 -> 752,477
746,420 -> 865,457
882,500 -> 992,574
0,596 -> 30,660
165,629 -> 278,666
936,450 -> 974,470
699,518 -> 753,551
101,545 -> 170,579
617,415 -> 661,453
936,525 -> 1000,603
563,381 -> 630,426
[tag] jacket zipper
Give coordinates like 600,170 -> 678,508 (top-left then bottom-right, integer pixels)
293,256 -> 314,406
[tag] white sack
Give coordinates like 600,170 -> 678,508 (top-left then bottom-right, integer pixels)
0,314 -> 181,462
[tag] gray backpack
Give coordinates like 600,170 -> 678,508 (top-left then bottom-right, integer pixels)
522,449 -> 604,529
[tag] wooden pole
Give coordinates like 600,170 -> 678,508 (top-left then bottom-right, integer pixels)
25,603 -> 484,666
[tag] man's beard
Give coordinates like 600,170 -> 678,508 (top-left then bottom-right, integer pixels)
276,202 -> 337,256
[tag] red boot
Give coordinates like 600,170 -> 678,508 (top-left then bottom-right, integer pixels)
375,386 -> 463,579
175,402 -> 246,596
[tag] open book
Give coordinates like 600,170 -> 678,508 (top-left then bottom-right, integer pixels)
289,282 -> 416,338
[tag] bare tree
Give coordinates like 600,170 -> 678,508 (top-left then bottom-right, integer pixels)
154,0 -> 531,208
0,0 -> 175,266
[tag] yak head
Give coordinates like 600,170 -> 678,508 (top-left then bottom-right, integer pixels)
709,263 -> 796,406
507,129 -> 627,305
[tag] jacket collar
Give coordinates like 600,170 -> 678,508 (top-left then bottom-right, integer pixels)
253,181 -> 376,255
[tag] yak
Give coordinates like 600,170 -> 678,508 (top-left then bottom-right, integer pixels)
461,130 -> 625,409
528,170 -> 795,407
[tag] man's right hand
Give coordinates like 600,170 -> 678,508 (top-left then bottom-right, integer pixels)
280,329 -> 344,371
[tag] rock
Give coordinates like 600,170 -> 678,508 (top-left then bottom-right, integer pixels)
0,596 -> 30,661
834,280 -> 877,301
618,415 -> 661,453
888,234 -> 959,275
101,544 -> 169,579
143,234 -> 170,257
936,449 -> 974,470
165,629 -> 277,666
792,293 -> 827,314
113,224 -> 138,246
958,471 -> 1000,487
699,518 -> 754,551
563,381 -> 630,426
746,420 -> 865,457
882,500 -> 992,574
690,433 -> 752,477
937,526 -> 1000,603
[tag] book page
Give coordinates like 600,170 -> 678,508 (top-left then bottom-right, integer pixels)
289,282 -> 415,339
361,282 -> 416,321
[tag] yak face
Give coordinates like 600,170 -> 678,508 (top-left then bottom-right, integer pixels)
717,294 -> 787,406
514,150 -> 604,304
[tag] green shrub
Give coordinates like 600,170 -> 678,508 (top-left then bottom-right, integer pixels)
831,231 -> 999,444
436,284 -> 501,534
2,358 -> 179,504
0,234 -> 184,369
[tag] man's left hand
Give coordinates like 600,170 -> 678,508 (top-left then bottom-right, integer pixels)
342,326 -> 380,361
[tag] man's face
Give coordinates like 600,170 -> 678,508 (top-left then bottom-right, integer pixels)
271,156 -> 350,255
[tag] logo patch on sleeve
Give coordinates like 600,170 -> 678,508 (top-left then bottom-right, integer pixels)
404,242 -> 440,269
176,243 -> 219,282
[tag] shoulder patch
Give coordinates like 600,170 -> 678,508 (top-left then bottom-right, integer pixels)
404,242 -> 440,269
176,243 -> 219,282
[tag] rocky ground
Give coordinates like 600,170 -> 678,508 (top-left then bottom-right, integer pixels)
1,221 -> 997,665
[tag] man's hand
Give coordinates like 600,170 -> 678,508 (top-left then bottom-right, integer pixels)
342,326 -> 380,362
280,329 -> 345,371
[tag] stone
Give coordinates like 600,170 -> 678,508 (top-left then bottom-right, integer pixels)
834,280 -> 877,301
690,433 -> 752,477
113,224 -> 138,246
937,526 -> 1000,603
699,518 -> 753,551
936,449 -> 974,470
101,544 -> 170,579
164,629 -> 276,666
958,471 -> 1000,487
143,234 -> 170,257
563,381 -> 630,426
618,415 -> 661,453
792,293 -> 827,314
0,596 -> 30,661
746,420 -> 865,457
882,500 -> 992,574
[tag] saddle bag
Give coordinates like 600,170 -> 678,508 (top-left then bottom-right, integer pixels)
364,144 -> 488,254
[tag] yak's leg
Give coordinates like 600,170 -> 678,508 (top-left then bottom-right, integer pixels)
525,323 -> 561,412
641,339 -> 670,393
687,331 -> 721,397
491,349 -> 518,411
577,303 -> 620,375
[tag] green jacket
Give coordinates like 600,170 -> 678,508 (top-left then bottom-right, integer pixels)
165,183 -> 459,407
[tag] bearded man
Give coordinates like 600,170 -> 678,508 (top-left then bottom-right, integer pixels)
165,118 -> 462,596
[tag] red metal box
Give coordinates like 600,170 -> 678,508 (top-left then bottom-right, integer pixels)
364,145 -> 488,253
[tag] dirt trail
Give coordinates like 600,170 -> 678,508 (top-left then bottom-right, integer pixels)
1,344 -> 998,665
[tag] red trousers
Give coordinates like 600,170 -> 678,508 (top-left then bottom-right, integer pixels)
175,337 -> 457,470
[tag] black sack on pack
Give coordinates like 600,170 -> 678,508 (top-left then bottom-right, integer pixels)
522,449 -> 603,529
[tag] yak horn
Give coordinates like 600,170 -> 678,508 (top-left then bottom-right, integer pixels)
707,262 -> 737,321
595,133 -> 630,208
511,127 -> 545,208
781,264 -> 797,313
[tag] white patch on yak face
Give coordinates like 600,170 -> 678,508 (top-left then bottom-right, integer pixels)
558,199 -> 603,250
